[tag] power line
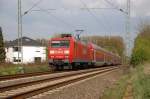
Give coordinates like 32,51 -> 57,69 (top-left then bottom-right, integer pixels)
23,0 -> 125,37
97,0 -> 116,36
103,0 -> 126,12
30,7 -> 121,11
31,9 -> 56,12
79,0 -> 108,32
24,0 -> 44,15
103,0 -> 119,10
60,2 -> 88,34
81,7 -> 117,10
24,0 -> 76,30
35,6 -> 76,30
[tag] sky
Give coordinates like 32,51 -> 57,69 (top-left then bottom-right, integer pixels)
0,0 -> 150,40
0,0 -> 150,52
1,0 -> 150,55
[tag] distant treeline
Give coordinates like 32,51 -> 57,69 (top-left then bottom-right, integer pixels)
131,24 -> 150,66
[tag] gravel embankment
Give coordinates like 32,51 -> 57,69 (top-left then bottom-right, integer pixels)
29,67 -> 123,99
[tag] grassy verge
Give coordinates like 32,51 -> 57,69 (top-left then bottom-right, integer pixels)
0,63 -> 51,76
101,63 -> 150,99
132,64 -> 150,99
101,75 -> 129,99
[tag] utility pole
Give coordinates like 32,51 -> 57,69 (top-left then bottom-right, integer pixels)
20,0 -> 23,65
18,0 -> 20,64
123,0 -> 130,64
126,0 -> 131,57
18,0 -> 23,64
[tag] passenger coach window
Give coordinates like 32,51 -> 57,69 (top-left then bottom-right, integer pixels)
51,40 -> 70,48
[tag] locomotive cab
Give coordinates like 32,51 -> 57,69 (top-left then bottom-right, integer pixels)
48,34 -> 72,69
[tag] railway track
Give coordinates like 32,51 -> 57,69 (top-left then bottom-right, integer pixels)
0,66 -> 118,99
0,70 -> 73,81
0,71 -> 53,81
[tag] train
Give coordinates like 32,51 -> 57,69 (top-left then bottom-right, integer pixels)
48,34 -> 121,70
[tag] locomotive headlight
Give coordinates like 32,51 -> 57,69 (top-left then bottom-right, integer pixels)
50,50 -> 54,54
64,50 -> 69,54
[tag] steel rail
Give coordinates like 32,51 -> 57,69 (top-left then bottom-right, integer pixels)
0,71 -> 53,81
0,66 -> 118,99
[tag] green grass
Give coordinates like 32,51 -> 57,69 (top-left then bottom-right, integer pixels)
132,65 -> 150,99
23,65 -> 50,73
0,63 -> 51,76
101,75 -> 129,99
102,63 -> 150,99
0,65 -> 21,75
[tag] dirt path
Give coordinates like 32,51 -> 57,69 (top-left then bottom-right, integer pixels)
123,63 -> 150,99
123,79 -> 133,99
144,63 -> 150,75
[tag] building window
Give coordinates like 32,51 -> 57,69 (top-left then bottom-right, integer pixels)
13,47 -> 21,52
34,57 -> 41,63
13,57 -> 21,62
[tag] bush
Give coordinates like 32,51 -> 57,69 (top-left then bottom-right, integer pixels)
130,48 -> 148,65
0,27 -> 5,63
131,24 -> 150,66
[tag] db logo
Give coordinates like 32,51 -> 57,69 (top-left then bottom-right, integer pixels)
57,51 -> 63,54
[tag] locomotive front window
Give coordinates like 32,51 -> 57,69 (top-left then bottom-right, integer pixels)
51,40 -> 70,48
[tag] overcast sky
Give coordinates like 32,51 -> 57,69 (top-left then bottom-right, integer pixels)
0,0 -> 150,41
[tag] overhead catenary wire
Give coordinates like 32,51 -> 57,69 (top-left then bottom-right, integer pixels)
24,0 -> 122,32
23,0 -> 126,38
23,0 -> 44,15
61,3 -> 88,36
32,7 -> 83,36
35,6 -> 76,30
24,0 -> 76,32
103,0 -> 120,10
30,9 -> 56,12
79,0 -> 108,32
97,0 -> 117,37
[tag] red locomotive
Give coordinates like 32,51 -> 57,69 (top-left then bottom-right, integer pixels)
48,34 -> 121,70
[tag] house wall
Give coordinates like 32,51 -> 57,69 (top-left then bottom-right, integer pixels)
5,46 -> 46,64
5,47 -> 15,63
23,46 -> 46,63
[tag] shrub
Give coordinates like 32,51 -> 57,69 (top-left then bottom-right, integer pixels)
130,24 -> 150,66
130,48 -> 148,65
0,27 -> 5,63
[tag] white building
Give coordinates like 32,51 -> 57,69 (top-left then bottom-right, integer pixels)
5,37 -> 46,64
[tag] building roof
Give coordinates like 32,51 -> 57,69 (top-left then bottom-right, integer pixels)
5,37 -> 44,47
